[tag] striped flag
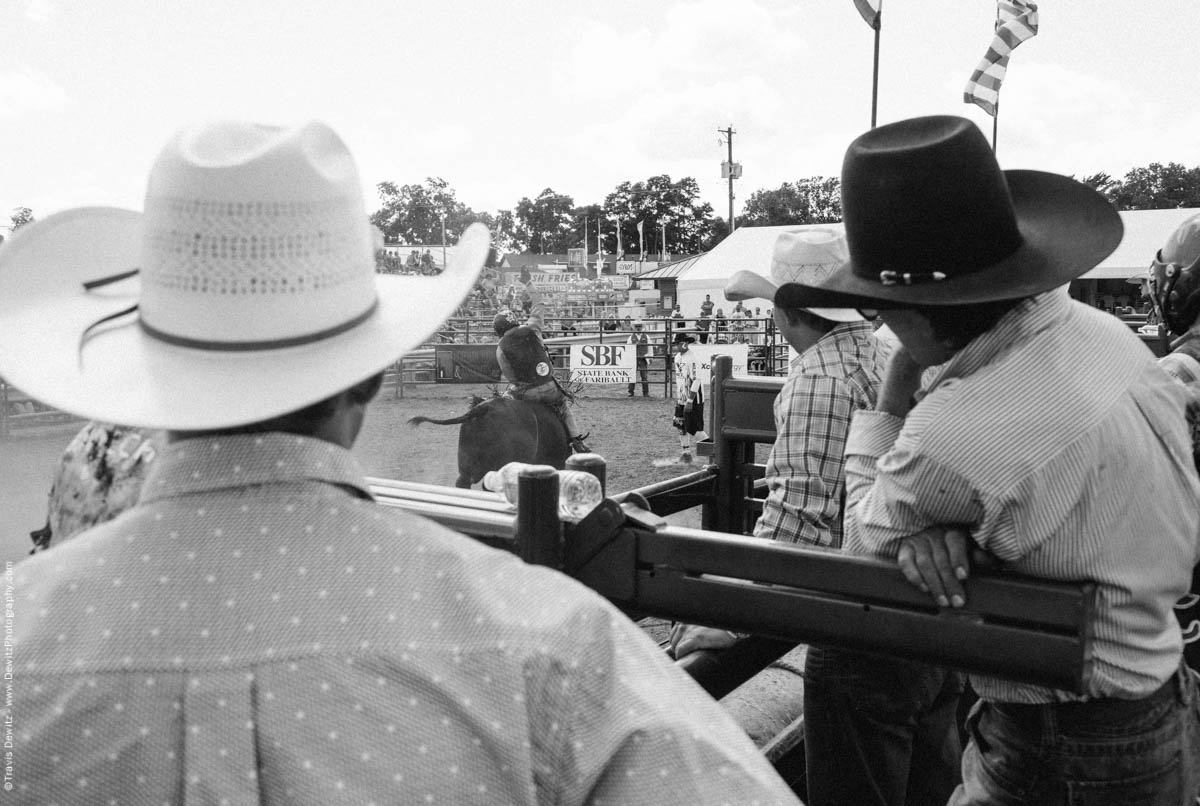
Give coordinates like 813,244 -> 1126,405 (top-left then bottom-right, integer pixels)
853,0 -> 881,30
963,0 -> 1039,117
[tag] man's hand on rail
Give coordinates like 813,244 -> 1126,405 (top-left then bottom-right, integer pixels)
668,623 -> 739,659
897,525 -> 974,609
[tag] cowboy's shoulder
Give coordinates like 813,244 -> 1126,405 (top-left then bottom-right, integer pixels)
1160,348 -> 1200,384
794,324 -> 889,381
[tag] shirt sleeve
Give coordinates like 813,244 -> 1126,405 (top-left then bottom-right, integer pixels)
842,409 -> 984,558
754,373 -> 858,548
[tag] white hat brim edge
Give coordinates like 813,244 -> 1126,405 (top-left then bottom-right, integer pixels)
807,307 -> 866,323
724,270 -> 777,302
0,210 -> 490,430
725,270 -> 863,322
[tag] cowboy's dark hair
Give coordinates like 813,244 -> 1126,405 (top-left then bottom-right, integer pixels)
917,297 -> 1025,350
185,373 -> 385,438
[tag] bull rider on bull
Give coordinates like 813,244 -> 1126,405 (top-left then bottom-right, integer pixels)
494,310 -> 591,453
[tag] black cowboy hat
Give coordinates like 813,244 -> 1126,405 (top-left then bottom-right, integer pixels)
775,115 -> 1123,311
672,332 -> 696,345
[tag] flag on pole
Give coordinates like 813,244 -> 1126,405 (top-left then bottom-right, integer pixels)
963,0 -> 1039,117
661,222 -> 669,262
637,220 -> 645,260
614,218 -> 624,259
853,0 -> 881,30
596,220 -> 603,273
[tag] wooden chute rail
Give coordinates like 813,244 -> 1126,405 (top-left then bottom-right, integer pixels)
368,354 -> 1095,694
369,469 -> 1095,695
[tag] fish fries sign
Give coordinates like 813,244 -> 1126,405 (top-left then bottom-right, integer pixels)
569,342 -> 636,384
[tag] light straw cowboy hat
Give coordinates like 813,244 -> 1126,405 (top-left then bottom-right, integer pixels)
0,120 -> 489,430
775,115 -> 1122,312
724,227 -> 864,323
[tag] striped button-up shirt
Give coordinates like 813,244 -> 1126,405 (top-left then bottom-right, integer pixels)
6,433 -> 798,804
844,291 -> 1200,703
754,321 -> 891,547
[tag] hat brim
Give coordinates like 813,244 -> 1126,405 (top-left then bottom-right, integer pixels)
724,270 -> 777,302
775,170 -> 1123,311
727,270 -> 863,322
0,208 -> 489,430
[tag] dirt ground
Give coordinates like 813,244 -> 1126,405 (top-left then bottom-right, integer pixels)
0,379 -> 703,567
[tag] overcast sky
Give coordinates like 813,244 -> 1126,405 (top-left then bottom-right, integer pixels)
3,0 -> 1198,229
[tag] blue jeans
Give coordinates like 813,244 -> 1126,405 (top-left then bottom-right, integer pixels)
950,663 -> 1200,805
803,646 -> 965,806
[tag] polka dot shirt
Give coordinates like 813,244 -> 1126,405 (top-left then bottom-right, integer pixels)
6,433 -> 798,805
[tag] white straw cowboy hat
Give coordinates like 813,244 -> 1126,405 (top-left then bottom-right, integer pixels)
0,120 -> 489,430
724,228 -> 864,323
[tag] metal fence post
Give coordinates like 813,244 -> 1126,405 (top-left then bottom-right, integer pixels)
709,355 -> 734,533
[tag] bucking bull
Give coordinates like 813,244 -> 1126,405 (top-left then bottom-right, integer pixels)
408,393 -> 570,488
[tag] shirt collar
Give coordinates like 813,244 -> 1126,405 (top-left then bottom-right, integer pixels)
924,290 -> 1069,389
139,432 -> 374,504
787,319 -> 876,369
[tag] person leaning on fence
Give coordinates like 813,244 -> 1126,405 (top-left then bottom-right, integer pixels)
0,119 -> 803,806
696,308 -> 712,343
1146,210 -> 1200,675
668,226 -> 890,598
713,308 -> 728,342
626,321 -> 650,397
668,229 -> 906,801
784,115 -> 1200,805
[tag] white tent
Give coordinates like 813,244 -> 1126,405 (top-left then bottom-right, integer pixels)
674,210 -> 1200,315
1080,208 -> 1200,280
675,224 -> 842,317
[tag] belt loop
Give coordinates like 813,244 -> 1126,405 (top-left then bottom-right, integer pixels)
1178,661 -> 1196,706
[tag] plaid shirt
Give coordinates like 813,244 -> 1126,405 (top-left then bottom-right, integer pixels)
754,321 -> 890,547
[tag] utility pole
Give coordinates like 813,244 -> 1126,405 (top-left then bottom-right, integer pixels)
439,213 -> 447,270
719,125 -> 741,236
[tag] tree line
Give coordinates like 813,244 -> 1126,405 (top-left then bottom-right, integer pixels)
6,162 -> 1198,254
369,175 -> 719,259
368,161 -> 1200,260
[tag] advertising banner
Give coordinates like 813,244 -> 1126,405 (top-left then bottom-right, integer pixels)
674,344 -> 750,400
569,341 -> 636,384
